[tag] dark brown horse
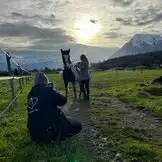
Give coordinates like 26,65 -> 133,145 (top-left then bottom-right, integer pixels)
61,49 -> 80,99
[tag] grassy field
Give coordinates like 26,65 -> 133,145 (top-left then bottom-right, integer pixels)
1,70 -> 162,161
92,69 -> 162,116
0,79 -> 22,112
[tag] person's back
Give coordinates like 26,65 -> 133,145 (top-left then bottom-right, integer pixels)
27,84 -> 67,141
27,72 -> 82,142
76,54 -> 90,100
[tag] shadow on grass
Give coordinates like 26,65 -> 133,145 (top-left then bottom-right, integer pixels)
67,98 -> 92,112
9,138 -> 89,162
144,87 -> 162,96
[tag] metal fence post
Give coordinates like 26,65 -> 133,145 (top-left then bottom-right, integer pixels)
6,54 -> 16,102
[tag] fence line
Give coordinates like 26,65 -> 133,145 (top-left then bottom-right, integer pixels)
0,49 -> 31,118
0,48 -> 29,74
0,76 -> 30,81
0,90 -> 22,118
0,75 -> 31,119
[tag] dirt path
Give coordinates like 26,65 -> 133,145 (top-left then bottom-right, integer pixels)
93,96 -> 162,141
61,95 -> 162,162
62,99 -> 98,162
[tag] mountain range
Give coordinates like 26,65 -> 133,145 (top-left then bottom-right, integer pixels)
0,44 -> 117,71
110,34 -> 162,59
1,34 -> 162,71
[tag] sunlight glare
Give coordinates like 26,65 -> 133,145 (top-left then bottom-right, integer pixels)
75,18 -> 101,40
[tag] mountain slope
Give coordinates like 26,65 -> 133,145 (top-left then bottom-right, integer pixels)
110,34 -> 162,59
97,50 -> 162,70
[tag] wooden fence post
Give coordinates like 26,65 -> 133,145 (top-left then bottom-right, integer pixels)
25,77 -> 28,84
6,54 -> 16,101
22,77 -> 24,86
19,78 -> 22,89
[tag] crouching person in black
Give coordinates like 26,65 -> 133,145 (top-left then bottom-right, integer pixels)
27,72 -> 82,142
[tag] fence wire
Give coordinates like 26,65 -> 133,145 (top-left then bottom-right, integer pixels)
0,48 -> 31,119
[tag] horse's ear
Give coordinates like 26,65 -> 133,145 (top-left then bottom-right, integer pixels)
61,49 -> 63,53
68,49 -> 70,53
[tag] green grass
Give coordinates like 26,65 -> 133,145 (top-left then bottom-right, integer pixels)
0,77 -> 90,162
1,70 -> 162,161
90,101 -> 162,161
0,79 -> 21,111
92,69 -> 162,116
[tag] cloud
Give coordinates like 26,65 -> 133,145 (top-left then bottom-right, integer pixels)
11,11 -> 56,20
0,0 -> 161,49
0,22 -> 75,50
90,19 -> 97,24
11,12 -> 24,18
116,5 -> 162,26
104,32 -> 124,39
29,39 -> 70,50
116,13 -> 162,26
110,27 -> 121,31
10,11 -> 58,27
0,22 -> 72,40
116,17 -> 132,25
137,13 -> 162,26
112,0 -> 133,6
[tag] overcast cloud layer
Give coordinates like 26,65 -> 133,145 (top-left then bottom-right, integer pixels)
0,0 -> 161,51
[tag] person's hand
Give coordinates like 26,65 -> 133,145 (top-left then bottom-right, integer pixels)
48,82 -> 53,87
49,82 -> 57,90
75,62 -> 81,67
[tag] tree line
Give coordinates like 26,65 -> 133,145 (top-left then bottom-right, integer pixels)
0,67 -> 63,76
94,51 -> 162,70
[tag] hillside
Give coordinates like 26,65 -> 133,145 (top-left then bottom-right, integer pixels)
110,34 -> 162,59
97,51 -> 162,70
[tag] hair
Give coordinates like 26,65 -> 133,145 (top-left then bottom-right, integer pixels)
80,54 -> 89,66
34,72 -> 49,86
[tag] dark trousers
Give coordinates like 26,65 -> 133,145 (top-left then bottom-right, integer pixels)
80,79 -> 90,100
30,117 -> 82,142
59,117 -> 82,141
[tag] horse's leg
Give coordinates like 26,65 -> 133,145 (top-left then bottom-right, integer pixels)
65,81 -> 68,98
72,82 -> 77,100
63,74 -> 68,98
79,82 -> 82,98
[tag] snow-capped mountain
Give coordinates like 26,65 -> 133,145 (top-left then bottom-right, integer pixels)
110,34 -> 162,59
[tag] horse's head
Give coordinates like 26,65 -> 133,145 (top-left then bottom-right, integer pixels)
61,49 -> 71,67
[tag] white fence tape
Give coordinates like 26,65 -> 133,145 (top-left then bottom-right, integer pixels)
0,76 -> 30,81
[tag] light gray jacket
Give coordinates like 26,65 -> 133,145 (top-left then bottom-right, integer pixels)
76,62 -> 90,81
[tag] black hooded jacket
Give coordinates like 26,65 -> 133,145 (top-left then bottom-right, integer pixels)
27,84 -> 67,140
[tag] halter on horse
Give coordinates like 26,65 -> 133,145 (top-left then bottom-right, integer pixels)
61,49 -> 80,99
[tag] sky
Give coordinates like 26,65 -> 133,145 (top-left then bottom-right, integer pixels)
0,0 -> 162,69
0,0 -> 162,50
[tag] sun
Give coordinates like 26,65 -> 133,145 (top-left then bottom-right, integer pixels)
75,18 -> 101,40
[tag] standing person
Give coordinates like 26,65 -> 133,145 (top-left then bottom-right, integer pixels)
27,72 -> 82,142
76,54 -> 90,100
